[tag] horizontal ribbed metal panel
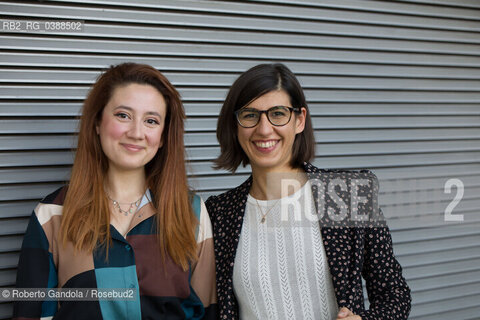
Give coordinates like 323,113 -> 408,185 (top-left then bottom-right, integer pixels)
0,0 -> 479,319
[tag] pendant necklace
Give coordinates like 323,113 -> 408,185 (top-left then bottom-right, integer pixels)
255,198 -> 281,224
107,193 -> 143,216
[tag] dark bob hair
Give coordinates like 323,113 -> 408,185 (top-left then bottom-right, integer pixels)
214,63 -> 315,172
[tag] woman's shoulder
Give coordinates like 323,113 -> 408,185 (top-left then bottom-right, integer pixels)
304,162 -> 379,184
205,176 -> 252,208
39,185 -> 69,206
33,186 -> 68,224
305,162 -> 376,175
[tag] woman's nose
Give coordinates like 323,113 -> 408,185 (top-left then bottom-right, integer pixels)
255,113 -> 274,135
127,120 -> 143,139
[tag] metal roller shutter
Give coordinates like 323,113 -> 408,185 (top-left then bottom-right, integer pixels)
1,0 -> 479,319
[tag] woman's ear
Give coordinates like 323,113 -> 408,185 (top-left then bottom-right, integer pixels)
295,107 -> 307,134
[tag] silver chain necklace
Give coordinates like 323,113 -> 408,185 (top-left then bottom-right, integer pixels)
107,194 -> 143,216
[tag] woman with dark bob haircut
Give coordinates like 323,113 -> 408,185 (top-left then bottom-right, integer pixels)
206,63 -> 411,320
14,63 -> 217,319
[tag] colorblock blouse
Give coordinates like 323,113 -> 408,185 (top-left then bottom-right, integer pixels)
13,186 -> 217,320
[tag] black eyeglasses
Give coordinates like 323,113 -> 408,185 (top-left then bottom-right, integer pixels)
235,106 -> 301,128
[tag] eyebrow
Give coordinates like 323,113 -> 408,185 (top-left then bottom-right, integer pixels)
114,105 -> 162,117
239,105 -> 289,110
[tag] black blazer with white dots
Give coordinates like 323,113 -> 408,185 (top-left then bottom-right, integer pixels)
206,162 -> 411,320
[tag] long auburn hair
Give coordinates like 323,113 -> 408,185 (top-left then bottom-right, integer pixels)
60,63 -> 197,270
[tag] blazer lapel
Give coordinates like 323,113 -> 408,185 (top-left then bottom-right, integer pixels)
225,176 -> 252,279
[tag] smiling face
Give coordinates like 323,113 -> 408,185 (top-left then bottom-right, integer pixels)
96,83 -> 167,174
237,89 -> 306,173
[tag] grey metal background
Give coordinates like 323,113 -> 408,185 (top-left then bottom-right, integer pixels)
1,0 -> 480,319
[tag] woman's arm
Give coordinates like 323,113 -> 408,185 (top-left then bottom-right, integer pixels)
190,197 -> 218,319
359,214 -> 411,320
13,210 -> 59,319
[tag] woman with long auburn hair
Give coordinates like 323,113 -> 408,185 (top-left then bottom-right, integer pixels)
14,63 -> 217,319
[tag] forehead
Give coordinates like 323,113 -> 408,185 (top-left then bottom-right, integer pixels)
107,83 -> 166,113
245,89 -> 291,110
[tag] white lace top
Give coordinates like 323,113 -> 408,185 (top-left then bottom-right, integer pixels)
232,181 -> 338,320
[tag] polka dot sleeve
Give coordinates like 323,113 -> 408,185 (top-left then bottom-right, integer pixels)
359,210 -> 411,320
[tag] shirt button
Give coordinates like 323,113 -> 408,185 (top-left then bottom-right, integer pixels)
125,244 -> 131,251
129,284 -> 135,288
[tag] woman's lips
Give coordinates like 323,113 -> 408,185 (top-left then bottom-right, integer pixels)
122,143 -> 144,152
252,140 -> 279,153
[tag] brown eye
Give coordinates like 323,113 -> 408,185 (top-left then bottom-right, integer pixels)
240,111 -> 259,120
145,118 -> 159,125
114,112 -> 130,119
